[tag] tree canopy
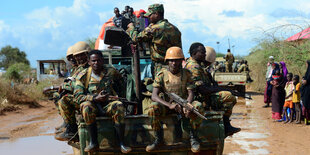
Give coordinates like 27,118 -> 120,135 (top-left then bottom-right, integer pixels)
0,45 -> 30,69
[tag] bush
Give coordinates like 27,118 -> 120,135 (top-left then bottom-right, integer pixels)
4,63 -> 31,82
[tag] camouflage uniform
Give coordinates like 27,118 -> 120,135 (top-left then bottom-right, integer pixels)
225,52 -> 234,72
127,6 -> 182,76
185,57 -> 236,117
148,68 -> 203,130
58,64 -> 89,124
238,64 -> 246,73
73,66 -> 124,125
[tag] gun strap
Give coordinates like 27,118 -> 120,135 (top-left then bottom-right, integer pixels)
85,67 -> 92,89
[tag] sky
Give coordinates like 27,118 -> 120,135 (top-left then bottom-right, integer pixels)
1,0 -> 310,67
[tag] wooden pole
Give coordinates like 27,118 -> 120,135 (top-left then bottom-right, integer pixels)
132,44 -> 142,114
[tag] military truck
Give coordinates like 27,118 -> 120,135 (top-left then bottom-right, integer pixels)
214,57 -> 247,95
64,22 -> 227,155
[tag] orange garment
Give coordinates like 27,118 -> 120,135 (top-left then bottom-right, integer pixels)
292,83 -> 301,103
284,100 -> 294,108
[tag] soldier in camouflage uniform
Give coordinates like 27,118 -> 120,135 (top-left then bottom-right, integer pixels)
185,43 -> 240,137
225,49 -> 235,72
73,50 -> 131,153
53,45 -> 78,133
127,4 -> 182,77
146,47 -> 202,153
55,41 -> 91,140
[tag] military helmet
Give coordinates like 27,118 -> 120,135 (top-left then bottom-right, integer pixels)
73,41 -> 91,56
66,46 -> 74,57
165,46 -> 184,61
205,46 -> 216,63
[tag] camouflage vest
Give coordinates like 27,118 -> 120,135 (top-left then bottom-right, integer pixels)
83,67 -> 116,96
162,69 -> 188,99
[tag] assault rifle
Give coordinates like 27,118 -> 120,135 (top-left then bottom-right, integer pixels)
202,85 -> 252,100
95,92 -> 138,116
166,92 -> 209,121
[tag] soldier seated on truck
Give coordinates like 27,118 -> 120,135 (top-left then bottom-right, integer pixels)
185,42 -> 241,137
73,50 -> 131,153
147,47 -> 203,153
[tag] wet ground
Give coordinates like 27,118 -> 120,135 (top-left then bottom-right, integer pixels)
1,92 -> 310,154
223,97 -> 270,154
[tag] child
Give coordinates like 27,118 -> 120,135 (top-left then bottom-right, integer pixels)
283,73 -> 294,123
292,75 -> 301,124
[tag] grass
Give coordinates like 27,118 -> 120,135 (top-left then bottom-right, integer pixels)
0,77 -> 63,114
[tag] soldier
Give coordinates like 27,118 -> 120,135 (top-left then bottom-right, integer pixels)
73,50 -> 131,153
55,41 -> 91,140
53,45 -> 78,133
237,60 -> 246,73
238,60 -> 253,83
147,47 -> 202,153
185,43 -> 240,137
225,49 -> 234,72
127,3 -> 182,77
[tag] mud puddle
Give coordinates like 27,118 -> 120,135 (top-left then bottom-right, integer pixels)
0,135 -> 73,155
224,97 -> 270,154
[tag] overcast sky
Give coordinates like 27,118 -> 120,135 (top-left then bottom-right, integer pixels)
1,0 -> 310,67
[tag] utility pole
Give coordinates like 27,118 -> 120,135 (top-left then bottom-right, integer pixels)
228,38 -> 231,49
216,41 -> 220,53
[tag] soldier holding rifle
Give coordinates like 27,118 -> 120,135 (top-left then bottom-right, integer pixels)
73,50 -> 131,153
147,47 -> 202,153
185,42 -> 241,137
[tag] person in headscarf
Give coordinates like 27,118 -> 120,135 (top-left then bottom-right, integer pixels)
271,69 -> 286,121
263,62 -> 279,108
302,60 -> 310,124
279,61 -> 288,81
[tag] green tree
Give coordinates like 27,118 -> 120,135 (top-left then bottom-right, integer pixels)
85,37 -> 97,49
4,63 -> 31,82
0,45 -> 30,69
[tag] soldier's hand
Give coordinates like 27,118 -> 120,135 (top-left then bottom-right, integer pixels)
94,91 -> 109,103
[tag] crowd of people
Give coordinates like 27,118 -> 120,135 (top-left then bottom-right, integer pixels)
263,56 -> 310,124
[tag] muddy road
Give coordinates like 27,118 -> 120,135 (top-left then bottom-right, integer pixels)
0,92 -> 310,154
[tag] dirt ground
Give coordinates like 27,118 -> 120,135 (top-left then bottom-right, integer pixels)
1,92 -> 310,154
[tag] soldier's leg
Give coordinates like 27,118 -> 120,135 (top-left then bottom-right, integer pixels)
59,95 -> 77,125
55,95 -> 78,141
225,63 -> 229,72
228,64 -> 233,72
187,101 -> 202,153
146,102 -> 166,152
80,101 -> 99,152
211,91 -> 240,136
105,101 -> 131,153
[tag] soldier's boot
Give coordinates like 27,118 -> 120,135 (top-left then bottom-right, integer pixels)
114,124 -> 132,154
146,128 -> 164,152
84,123 -> 99,152
55,123 -> 77,141
54,121 -> 66,134
189,129 -> 200,153
224,116 -> 241,137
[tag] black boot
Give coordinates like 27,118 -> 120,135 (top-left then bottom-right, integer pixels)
262,103 -> 270,108
146,128 -> 164,152
189,129 -> 200,153
55,123 -> 77,141
114,124 -> 132,154
84,123 -> 99,152
223,116 -> 241,137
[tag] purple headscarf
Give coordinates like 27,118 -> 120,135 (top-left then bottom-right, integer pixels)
279,61 -> 288,78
